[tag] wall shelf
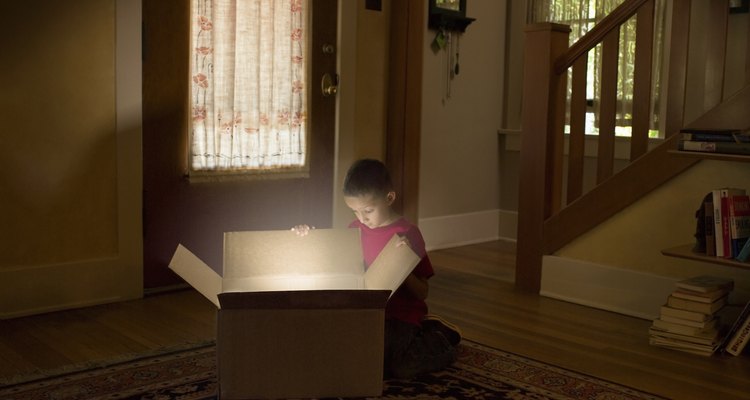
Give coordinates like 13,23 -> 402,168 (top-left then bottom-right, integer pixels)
661,244 -> 750,270
667,150 -> 750,163
662,147 -> 750,269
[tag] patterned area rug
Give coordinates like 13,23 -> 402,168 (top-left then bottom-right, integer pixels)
0,341 -> 665,400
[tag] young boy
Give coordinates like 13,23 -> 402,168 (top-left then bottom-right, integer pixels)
294,158 -> 460,379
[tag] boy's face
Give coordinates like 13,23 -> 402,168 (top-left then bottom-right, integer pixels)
344,192 -> 396,229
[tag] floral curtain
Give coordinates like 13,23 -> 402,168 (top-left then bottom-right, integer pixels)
528,0 -> 666,136
190,0 -> 308,171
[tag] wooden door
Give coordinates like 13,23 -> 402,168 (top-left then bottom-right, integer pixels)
142,0 -> 338,288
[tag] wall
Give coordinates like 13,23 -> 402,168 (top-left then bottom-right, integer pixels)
1,1 -> 117,268
684,3 -> 750,123
0,0 -> 142,318
418,0 -> 506,249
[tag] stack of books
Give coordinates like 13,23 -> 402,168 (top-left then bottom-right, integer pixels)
678,129 -> 750,156
650,275 -> 734,356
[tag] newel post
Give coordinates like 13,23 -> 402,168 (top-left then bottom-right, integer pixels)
515,23 -> 570,293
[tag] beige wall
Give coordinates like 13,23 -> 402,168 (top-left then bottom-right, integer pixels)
1,0 -> 142,318
556,161 -> 750,289
418,0 -> 505,219
1,0 -> 118,267
684,3 -> 750,123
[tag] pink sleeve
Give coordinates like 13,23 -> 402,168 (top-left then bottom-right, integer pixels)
404,227 -> 433,279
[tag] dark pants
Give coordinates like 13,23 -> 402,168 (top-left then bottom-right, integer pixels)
384,319 -> 457,379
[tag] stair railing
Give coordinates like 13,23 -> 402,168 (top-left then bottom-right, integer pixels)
514,0 -> 738,292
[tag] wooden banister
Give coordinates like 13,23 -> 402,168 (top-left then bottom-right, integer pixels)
554,0 -> 649,74
543,134 -> 698,254
566,56 -> 587,204
629,0 -> 655,161
516,23 -> 570,293
516,0 -> 740,294
597,29 -> 619,184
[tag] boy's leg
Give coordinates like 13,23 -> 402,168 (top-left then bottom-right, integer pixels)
422,314 -> 462,346
384,319 -> 419,378
385,319 -> 456,379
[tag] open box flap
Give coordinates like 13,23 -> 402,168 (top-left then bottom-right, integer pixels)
223,229 -> 363,285
168,244 -> 222,308
222,274 -> 365,293
364,234 -> 421,296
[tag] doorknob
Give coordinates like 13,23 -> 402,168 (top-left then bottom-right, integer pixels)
321,73 -> 338,97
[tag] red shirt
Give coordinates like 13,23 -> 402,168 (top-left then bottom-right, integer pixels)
349,218 -> 434,326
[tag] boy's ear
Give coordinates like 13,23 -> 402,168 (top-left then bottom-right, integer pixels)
386,191 -> 396,205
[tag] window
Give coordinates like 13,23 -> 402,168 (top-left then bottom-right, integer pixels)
529,0 -> 666,138
190,0 -> 309,174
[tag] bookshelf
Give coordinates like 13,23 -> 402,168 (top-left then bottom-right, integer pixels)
661,244 -> 750,270
662,147 -> 750,269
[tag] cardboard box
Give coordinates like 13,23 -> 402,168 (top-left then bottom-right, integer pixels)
169,228 -> 420,399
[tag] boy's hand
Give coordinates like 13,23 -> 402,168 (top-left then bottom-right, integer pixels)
291,224 -> 315,236
396,234 -> 412,249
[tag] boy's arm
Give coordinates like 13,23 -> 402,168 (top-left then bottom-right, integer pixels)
403,272 -> 429,300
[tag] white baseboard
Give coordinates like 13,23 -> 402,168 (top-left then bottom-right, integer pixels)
541,256 -> 678,320
419,209 -> 507,251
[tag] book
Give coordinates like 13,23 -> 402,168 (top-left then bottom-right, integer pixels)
666,294 -> 727,314
719,302 -> 750,353
704,201 -> 715,256
680,128 -> 745,135
713,190 -> 726,257
659,314 -> 717,329
728,194 -> 750,257
737,237 -> 750,262
671,287 -> 730,303
724,302 -> 750,356
652,318 -> 718,336
678,141 -> 750,155
681,131 -> 750,143
649,336 -> 718,356
675,275 -> 735,294
711,189 -> 746,257
649,321 -> 721,356
660,305 -> 711,322
649,327 -> 720,346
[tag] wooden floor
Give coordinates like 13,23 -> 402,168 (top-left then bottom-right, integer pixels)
1,240 -> 749,399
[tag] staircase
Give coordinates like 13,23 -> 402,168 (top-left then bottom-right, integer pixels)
515,0 -> 750,293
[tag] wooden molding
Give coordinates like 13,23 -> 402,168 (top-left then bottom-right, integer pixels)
387,0 -> 423,223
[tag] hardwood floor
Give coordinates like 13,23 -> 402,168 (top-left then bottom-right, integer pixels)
1,240 -> 749,399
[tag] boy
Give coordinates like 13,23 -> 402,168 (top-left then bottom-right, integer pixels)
294,158 -> 460,379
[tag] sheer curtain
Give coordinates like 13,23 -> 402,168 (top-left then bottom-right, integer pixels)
528,0 -> 666,137
190,0 -> 308,172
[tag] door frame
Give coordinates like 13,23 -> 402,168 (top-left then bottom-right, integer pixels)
387,0 -> 423,223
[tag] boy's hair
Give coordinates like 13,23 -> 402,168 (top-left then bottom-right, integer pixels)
343,159 -> 393,198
